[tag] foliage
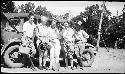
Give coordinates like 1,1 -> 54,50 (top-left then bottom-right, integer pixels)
35,5 -> 53,18
1,0 -> 15,13
18,2 -> 35,13
16,2 -> 53,18
63,12 -> 70,20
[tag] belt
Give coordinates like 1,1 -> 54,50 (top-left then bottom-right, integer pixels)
76,40 -> 82,42
50,37 -> 59,40
66,41 -> 74,43
29,37 -> 32,40
27,37 -> 33,41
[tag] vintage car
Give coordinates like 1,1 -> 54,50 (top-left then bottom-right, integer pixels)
1,12 -> 41,68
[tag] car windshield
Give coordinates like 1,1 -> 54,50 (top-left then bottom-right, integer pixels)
9,19 -> 21,31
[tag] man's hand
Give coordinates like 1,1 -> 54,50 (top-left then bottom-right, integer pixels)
22,31 -> 26,37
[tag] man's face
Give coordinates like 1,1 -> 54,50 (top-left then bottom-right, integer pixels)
64,22 -> 69,28
51,24 -> 56,29
52,20 -> 56,25
41,16 -> 48,23
78,21 -> 82,25
29,16 -> 34,23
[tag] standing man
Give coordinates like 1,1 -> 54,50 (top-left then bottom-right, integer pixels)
36,15 -> 50,70
36,16 -> 50,47
22,12 -> 36,57
47,19 -> 61,71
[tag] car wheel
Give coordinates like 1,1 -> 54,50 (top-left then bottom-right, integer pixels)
3,45 -> 25,68
80,49 -> 94,67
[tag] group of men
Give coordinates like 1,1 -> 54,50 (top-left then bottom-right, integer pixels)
21,12 -> 89,71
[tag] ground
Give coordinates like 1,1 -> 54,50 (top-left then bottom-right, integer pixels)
1,48 -> 125,73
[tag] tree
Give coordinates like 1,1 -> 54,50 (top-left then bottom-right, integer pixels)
1,0 -> 15,13
13,6 -> 19,13
103,4 -> 125,48
35,5 -> 53,18
63,12 -> 70,20
18,2 -> 35,13
122,5 -> 125,22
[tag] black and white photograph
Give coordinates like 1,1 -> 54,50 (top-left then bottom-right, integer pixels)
1,1 -> 125,73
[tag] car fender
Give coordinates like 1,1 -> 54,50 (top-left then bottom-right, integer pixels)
76,42 -> 97,54
1,38 -> 22,56
84,43 -> 97,53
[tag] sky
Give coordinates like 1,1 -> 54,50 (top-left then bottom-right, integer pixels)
13,1 -> 125,17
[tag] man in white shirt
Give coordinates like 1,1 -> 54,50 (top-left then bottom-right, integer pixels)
35,16 -> 50,70
22,12 -> 36,56
36,16 -> 50,45
47,19 -> 61,71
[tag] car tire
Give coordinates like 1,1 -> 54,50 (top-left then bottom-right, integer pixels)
80,49 -> 94,67
3,45 -> 25,68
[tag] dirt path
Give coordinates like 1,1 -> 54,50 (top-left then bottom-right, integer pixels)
1,48 -> 125,73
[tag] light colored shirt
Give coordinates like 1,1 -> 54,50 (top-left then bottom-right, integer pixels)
36,23 -> 51,43
48,27 -> 59,39
63,27 -> 75,41
23,21 -> 36,38
75,30 -> 89,42
37,23 -> 49,37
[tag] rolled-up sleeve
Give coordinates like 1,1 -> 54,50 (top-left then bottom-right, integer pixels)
23,22 -> 27,32
82,30 -> 89,38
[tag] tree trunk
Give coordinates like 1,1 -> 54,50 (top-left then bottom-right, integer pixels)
96,1 -> 105,51
115,39 -> 118,49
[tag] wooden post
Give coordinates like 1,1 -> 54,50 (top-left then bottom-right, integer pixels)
115,38 -> 118,49
96,1 -> 105,51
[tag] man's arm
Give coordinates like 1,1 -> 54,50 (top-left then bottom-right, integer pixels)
72,29 -> 76,39
22,21 -> 28,37
82,30 -> 89,39
22,21 -> 31,41
23,22 -> 27,32
62,30 -> 67,40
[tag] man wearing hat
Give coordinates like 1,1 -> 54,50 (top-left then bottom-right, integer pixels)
36,15 -> 50,70
46,19 -> 61,71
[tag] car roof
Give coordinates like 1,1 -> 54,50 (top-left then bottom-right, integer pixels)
1,12 -> 9,21
3,13 -> 41,19
2,13 -> 69,23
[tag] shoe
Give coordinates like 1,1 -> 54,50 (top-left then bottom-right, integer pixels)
80,67 -> 84,70
31,66 -> 37,71
71,66 -> 75,70
65,67 -> 68,69
53,63 -> 60,71
43,66 -> 47,70
47,66 -> 53,70
38,66 -> 43,70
